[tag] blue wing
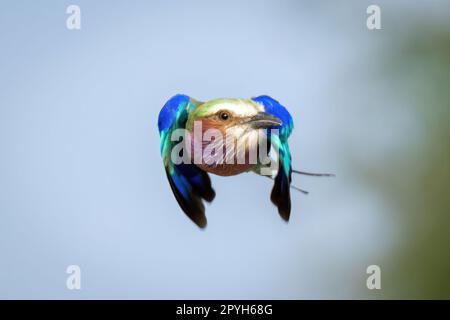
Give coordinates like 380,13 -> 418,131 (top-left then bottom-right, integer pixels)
252,95 -> 294,140
252,95 -> 293,221
158,94 -> 215,228
158,94 -> 190,133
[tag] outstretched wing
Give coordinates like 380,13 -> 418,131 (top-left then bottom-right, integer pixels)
158,94 -> 216,228
252,95 -> 294,221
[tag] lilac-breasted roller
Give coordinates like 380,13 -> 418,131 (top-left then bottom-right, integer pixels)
158,94 -> 331,228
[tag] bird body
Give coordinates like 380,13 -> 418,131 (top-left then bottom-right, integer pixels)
158,94 -> 295,228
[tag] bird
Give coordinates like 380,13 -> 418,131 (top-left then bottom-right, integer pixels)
157,94 -> 332,228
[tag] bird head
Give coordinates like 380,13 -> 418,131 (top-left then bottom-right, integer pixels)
186,98 -> 282,134
184,98 -> 282,175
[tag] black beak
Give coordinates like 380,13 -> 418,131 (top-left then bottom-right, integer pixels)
247,112 -> 282,129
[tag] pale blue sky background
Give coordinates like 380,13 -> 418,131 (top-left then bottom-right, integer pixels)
0,1 -> 449,299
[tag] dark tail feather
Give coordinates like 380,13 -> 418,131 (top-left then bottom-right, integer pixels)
177,163 -> 216,202
165,167 -> 213,229
270,165 -> 292,221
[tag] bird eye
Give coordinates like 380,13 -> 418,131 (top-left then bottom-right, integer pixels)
219,111 -> 231,121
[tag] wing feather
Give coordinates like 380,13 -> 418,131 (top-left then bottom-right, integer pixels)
158,95 -> 216,228
252,95 -> 293,221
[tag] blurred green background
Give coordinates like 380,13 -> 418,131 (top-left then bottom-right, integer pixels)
356,15 -> 450,299
327,1 -> 450,298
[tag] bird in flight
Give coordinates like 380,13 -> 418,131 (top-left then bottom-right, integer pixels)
158,94 -> 332,228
